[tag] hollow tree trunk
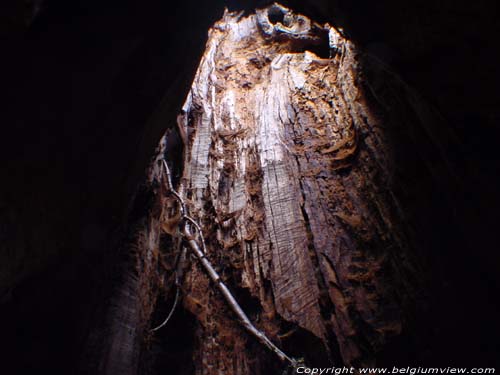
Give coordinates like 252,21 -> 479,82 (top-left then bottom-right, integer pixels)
86,4 -> 458,375
151,6 -> 432,373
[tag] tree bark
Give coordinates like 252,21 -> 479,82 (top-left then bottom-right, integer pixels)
151,5 -> 432,373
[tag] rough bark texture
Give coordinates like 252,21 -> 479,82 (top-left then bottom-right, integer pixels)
1,0 -> 499,374
153,7 -> 431,373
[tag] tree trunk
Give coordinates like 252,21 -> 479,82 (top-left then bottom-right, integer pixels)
146,5 -> 438,373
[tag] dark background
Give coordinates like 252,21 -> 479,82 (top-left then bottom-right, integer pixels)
0,0 -> 499,373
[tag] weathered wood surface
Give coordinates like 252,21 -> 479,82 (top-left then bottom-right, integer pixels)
162,5 -> 422,372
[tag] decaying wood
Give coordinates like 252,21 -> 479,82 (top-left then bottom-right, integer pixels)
156,160 -> 299,366
153,4 -> 428,373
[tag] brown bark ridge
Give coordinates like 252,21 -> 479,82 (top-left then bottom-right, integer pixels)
153,4 -> 438,373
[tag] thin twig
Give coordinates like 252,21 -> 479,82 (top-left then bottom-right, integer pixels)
183,224 -> 297,366
151,240 -> 187,332
156,157 -> 304,368
150,285 -> 180,332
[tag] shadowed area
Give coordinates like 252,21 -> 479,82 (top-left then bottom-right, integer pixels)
0,0 -> 498,373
